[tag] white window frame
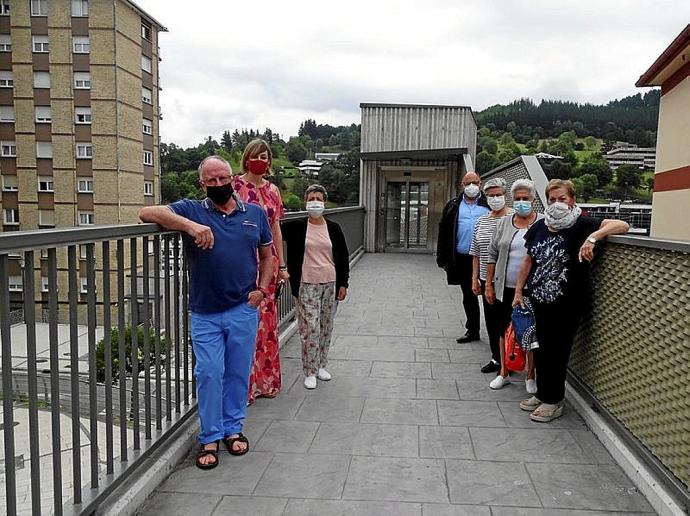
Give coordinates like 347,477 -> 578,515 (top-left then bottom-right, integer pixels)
0,71 -> 13,88
31,0 -> 47,17
71,0 -> 88,17
75,107 -> 91,124
143,150 -> 153,166
141,87 -> 152,104
38,209 -> 54,226
3,208 -> 19,225
142,118 -> 153,135
141,55 -> 152,73
0,105 -> 14,122
144,180 -> 153,196
37,176 -> 54,192
32,35 -> 49,53
1,141 -> 16,157
1,175 -> 18,191
79,244 -> 88,259
74,72 -> 91,90
73,36 -> 89,54
77,178 -> 94,193
76,143 -> 93,159
33,71 -> 50,89
36,142 -> 53,159
35,106 -> 51,123
141,24 -> 151,41
0,1 -> 9,16
78,211 -> 94,226
0,34 -> 11,52
80,277 -> 89,293
8,275 -> 23,291
41,276 -> 49,292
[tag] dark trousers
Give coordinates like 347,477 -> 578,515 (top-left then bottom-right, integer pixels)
454,253 -> 480,336
480,280 -> 501,362
532,300 -> 582,404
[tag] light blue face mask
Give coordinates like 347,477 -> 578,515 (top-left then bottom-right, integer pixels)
513,200 -> 533,216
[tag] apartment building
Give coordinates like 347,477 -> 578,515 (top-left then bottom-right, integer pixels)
604,145 -> 656,170
0,0 -> 166,234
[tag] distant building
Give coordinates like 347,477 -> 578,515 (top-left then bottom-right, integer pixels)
604,145 -> 656,170
314,152 -> 340,161
297,159 -> 322,178
636,24 -> 690,241
533,152 -> 563,160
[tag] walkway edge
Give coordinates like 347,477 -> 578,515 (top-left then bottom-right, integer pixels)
97,417 -> 200,516
566,383 -> 686,516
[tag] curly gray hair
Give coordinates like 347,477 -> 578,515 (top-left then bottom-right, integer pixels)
482,177 -> 507,194
510,179 -> 536,199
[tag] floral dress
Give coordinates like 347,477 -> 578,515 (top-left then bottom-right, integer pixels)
232,176 -> 284,403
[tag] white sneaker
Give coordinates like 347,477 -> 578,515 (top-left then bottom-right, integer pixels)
526,379 -> 537,394
489,375 -> 510,390
304,375 -> 317,389
317,368 -> 332,381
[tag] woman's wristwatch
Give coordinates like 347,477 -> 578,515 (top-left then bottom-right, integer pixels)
586,236 -> 597,244
279,265 -> 288,271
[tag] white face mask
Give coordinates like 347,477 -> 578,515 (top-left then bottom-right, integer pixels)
487,195 -> 506,211
545,201 -> 582,230
306,200 -> 325,218
464,184 -> 480,198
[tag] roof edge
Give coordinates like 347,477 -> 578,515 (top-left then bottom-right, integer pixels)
636,24 -> 690,87
124,0 -> 168,32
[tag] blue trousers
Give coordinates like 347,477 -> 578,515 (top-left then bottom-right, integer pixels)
191,303 -> 258,445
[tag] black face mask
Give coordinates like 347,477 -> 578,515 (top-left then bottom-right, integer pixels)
206,183 -> 234,206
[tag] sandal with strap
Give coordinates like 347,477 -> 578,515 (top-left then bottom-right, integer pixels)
530,402 -> 563,422
195,441 -> 219,470
223,433 -> 249,456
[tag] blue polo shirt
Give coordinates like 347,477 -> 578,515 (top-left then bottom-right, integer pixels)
456,196 -> 489,254
169,196 -> 273,314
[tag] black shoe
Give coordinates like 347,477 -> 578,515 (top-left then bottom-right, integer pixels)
481,360 -> 501,373
456,333 -> 480,343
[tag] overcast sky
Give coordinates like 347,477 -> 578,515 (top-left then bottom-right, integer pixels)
137,0 -> 689,147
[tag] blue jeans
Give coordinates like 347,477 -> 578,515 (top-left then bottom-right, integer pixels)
191,303 -> 259,444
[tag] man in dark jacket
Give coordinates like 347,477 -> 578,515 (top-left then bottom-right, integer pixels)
437,172 -> 496,370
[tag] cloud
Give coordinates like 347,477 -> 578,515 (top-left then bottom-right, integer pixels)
137,0 -> 690,147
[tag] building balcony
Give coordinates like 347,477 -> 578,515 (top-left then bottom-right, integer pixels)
0,206 -> 688,515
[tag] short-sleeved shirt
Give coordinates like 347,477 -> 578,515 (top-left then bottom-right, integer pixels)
456,197 -> 490,255
470,210 -> 513,281
524,215 -> 602,306
169,196 -> 273,314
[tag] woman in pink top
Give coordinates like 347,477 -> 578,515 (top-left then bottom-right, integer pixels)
282,185 -> 350,390
232,139 -> 288,404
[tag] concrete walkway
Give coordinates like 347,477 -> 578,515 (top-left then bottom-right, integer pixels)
140,254 -> 655,516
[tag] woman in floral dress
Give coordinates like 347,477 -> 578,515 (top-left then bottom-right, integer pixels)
232,139 -> 288,404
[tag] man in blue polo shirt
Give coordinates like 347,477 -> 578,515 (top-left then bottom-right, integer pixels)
139,155 -> 273,470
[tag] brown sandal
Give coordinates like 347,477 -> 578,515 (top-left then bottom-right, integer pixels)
195,441 -> 219,470
223,433 -> 249,456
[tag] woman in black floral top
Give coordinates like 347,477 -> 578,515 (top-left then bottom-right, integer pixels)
512,179 -> 629,422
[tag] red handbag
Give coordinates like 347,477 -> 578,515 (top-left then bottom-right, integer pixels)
504,323 -> 526,373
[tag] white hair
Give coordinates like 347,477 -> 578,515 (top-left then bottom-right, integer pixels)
197,155 -> 232,177
511,179 -> 536,199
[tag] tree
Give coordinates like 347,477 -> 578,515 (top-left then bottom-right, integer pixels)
290,175 -> 311,199
584,136 -> 597,150
616,164 -> 642,189
644,175 -> 655,193
96,326 -> 169,383
221,130 -> 233,152
574,174 -> 598,201
283,193 -> 302,211
286,137 -> 307,164
544,160 -> 573,180
576,155 -> 612,186
476,151 -> 496,175
161,172 -> 181,203
479,137 -> 498,155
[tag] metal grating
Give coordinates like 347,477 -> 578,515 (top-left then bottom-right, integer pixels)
481,157 -> 546,212
570,241 -> 690,492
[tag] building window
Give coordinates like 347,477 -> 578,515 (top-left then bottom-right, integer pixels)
0,71 -> 13,88
8,275 -> 22,291
73,36 -> 89,54
30,0 -> 47,16
1,175 -> 18,191
32,35 -> 49,53
41,276 -> 49,292
142,118 -> 153,135
78,211 -> 94,226
78,179 -> 94,192
37,176 -> 54,192
39,209 -> 54,226
141,24 -> 151,41
34,71 -> 50,89
3,208 -> 19,225
76,143 -> 93,159
0,1 -> 9,16
141,56 -> 152,73
144,180 -> 153,196
74,72 -> 91,89
71,0 -> 88,16
143,150 -> 153,166
1,141 -> 16,157
0,105 -> 14,122
142,87 -> 152,104
35,106 -> 51,123
79,244 -> 87,259
36,142 -> 53,159
0,34 -> 11,52
75,107 -> 92,124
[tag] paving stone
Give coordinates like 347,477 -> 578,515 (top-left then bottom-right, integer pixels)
323,359 -> 372,377
211,496 -> 287,516
318,376 -> 416,399
295,395 -> 365,422
254,420 -> 319,453
284,499 -> 422,516
419,426 -> 474,459
490,508 -> 654,516
456,380 -> 526,402
416,379 -> 459,400
371,361 -> 432,378
139,492 -> 222,515
309,422 -> 418,457
361,398 -> 438,425
415,349 -> 450,362
497,401 -> 587,430
431,363 -> 487,381
343,456 -> 448,503
437,400 -> 506,427
346,344 -> 416,362
422,504 -> 492,515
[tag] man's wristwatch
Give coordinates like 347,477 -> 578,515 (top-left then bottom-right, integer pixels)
586,236 -> 597,244
257,287 -> 269,298
279,265 -> 288,271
